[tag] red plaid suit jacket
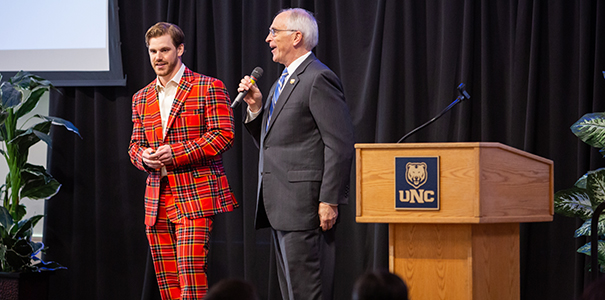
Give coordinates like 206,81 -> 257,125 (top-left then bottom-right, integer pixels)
128,67 -> 237,226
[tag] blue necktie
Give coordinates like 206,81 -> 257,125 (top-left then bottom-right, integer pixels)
266,69 -> 289,131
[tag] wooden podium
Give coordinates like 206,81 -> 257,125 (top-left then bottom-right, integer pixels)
355,143 -> 553,300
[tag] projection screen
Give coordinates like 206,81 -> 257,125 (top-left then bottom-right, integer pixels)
0,0 -> 126,86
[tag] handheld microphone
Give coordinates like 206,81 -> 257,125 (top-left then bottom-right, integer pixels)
231,67 -> 264,108
396,83 -> 471,143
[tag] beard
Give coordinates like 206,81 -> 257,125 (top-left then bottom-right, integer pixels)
153,59 -> 177,77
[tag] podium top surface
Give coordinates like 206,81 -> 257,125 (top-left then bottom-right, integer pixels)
355,142 -> 552,163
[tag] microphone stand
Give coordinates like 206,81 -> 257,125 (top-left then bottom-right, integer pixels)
396,83 -> 471,143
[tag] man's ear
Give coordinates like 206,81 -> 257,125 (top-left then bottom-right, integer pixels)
292,31 -> 304,48
177,43 -> 185,57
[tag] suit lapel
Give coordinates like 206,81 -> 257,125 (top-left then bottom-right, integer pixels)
264,54 -> 316,135
262,81 -> 278,135
163,68 -> 193,140
143,81 -> 163,144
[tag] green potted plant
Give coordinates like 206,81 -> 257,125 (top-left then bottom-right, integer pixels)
554,112 -> 605,273
0,71 -> 80,297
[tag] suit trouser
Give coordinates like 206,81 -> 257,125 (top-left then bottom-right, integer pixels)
146,179 -> 214,300
272,226 -> 336,300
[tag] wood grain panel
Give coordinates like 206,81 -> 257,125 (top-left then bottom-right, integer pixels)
390,223 -> 520,300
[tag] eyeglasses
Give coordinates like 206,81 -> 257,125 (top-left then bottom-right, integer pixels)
269,28 -> 298,37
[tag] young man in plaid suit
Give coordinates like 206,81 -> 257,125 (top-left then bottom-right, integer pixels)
128,22 -> 237,299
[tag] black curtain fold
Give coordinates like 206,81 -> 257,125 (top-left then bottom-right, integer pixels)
42,1 -> 605,299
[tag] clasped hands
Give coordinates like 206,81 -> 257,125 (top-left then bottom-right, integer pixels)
142,145 -> 173,169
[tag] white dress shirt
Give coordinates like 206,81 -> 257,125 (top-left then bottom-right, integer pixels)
155,63 -> 186,177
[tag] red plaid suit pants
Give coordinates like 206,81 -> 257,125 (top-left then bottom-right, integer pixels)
146,179 -> 214,300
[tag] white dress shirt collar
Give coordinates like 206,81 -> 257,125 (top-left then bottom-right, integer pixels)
284,51 -> 312,78
155,63 -> 186,91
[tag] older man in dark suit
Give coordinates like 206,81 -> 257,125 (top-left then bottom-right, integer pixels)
238,8 -> 355,300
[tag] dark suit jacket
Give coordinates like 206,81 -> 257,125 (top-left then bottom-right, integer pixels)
245,53 -> 355,231
129,67 -> 238,226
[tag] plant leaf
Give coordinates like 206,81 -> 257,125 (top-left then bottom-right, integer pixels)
20,164 -> 61,204
20,177 -> 61,200
30,241 -> 43,256
25,75 -> 52,90
32,129 -> 52,148
0,124 -> 7,142
12,214 -> 43,238
9,122 -> 51,153
9,71 -> 31,88
31,120 -> 51,135
8,71 -> 51,90
5,239 -> 33,271
34,115 -> 81,139
7,127 -> 51,152
4,203 -> 27,224
577,240 -> 605,267
0,82 -> 22,108
574,217 -> 605,237
15,87 -> 47,120
10,239 -> 34,257
0,206 -> 13,230
9,204 -> 27,223
19,121 -> 52,149
587,168 -> 605,208
554,187 -> 593,220
0,244 -> 6,271
31,260 -> 66,272
0,111 -> 8,127
571,112 -> 605,149
575,173 -> 589,189
21,163 -> 54,184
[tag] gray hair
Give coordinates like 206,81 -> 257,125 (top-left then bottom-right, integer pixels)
279,8 -> 319,50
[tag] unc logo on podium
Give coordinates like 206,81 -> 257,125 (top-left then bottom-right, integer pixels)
395,157 -> 440,210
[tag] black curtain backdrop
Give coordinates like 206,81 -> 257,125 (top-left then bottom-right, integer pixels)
41,1 -> 605,299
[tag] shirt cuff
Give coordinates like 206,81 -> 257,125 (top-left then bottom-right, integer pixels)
245,107 -> 261,123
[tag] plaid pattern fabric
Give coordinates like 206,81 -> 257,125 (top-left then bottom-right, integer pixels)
128,67 -> 238,226
146,188 -> 214,299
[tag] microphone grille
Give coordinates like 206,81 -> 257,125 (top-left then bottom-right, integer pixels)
251,67 -> 264,79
